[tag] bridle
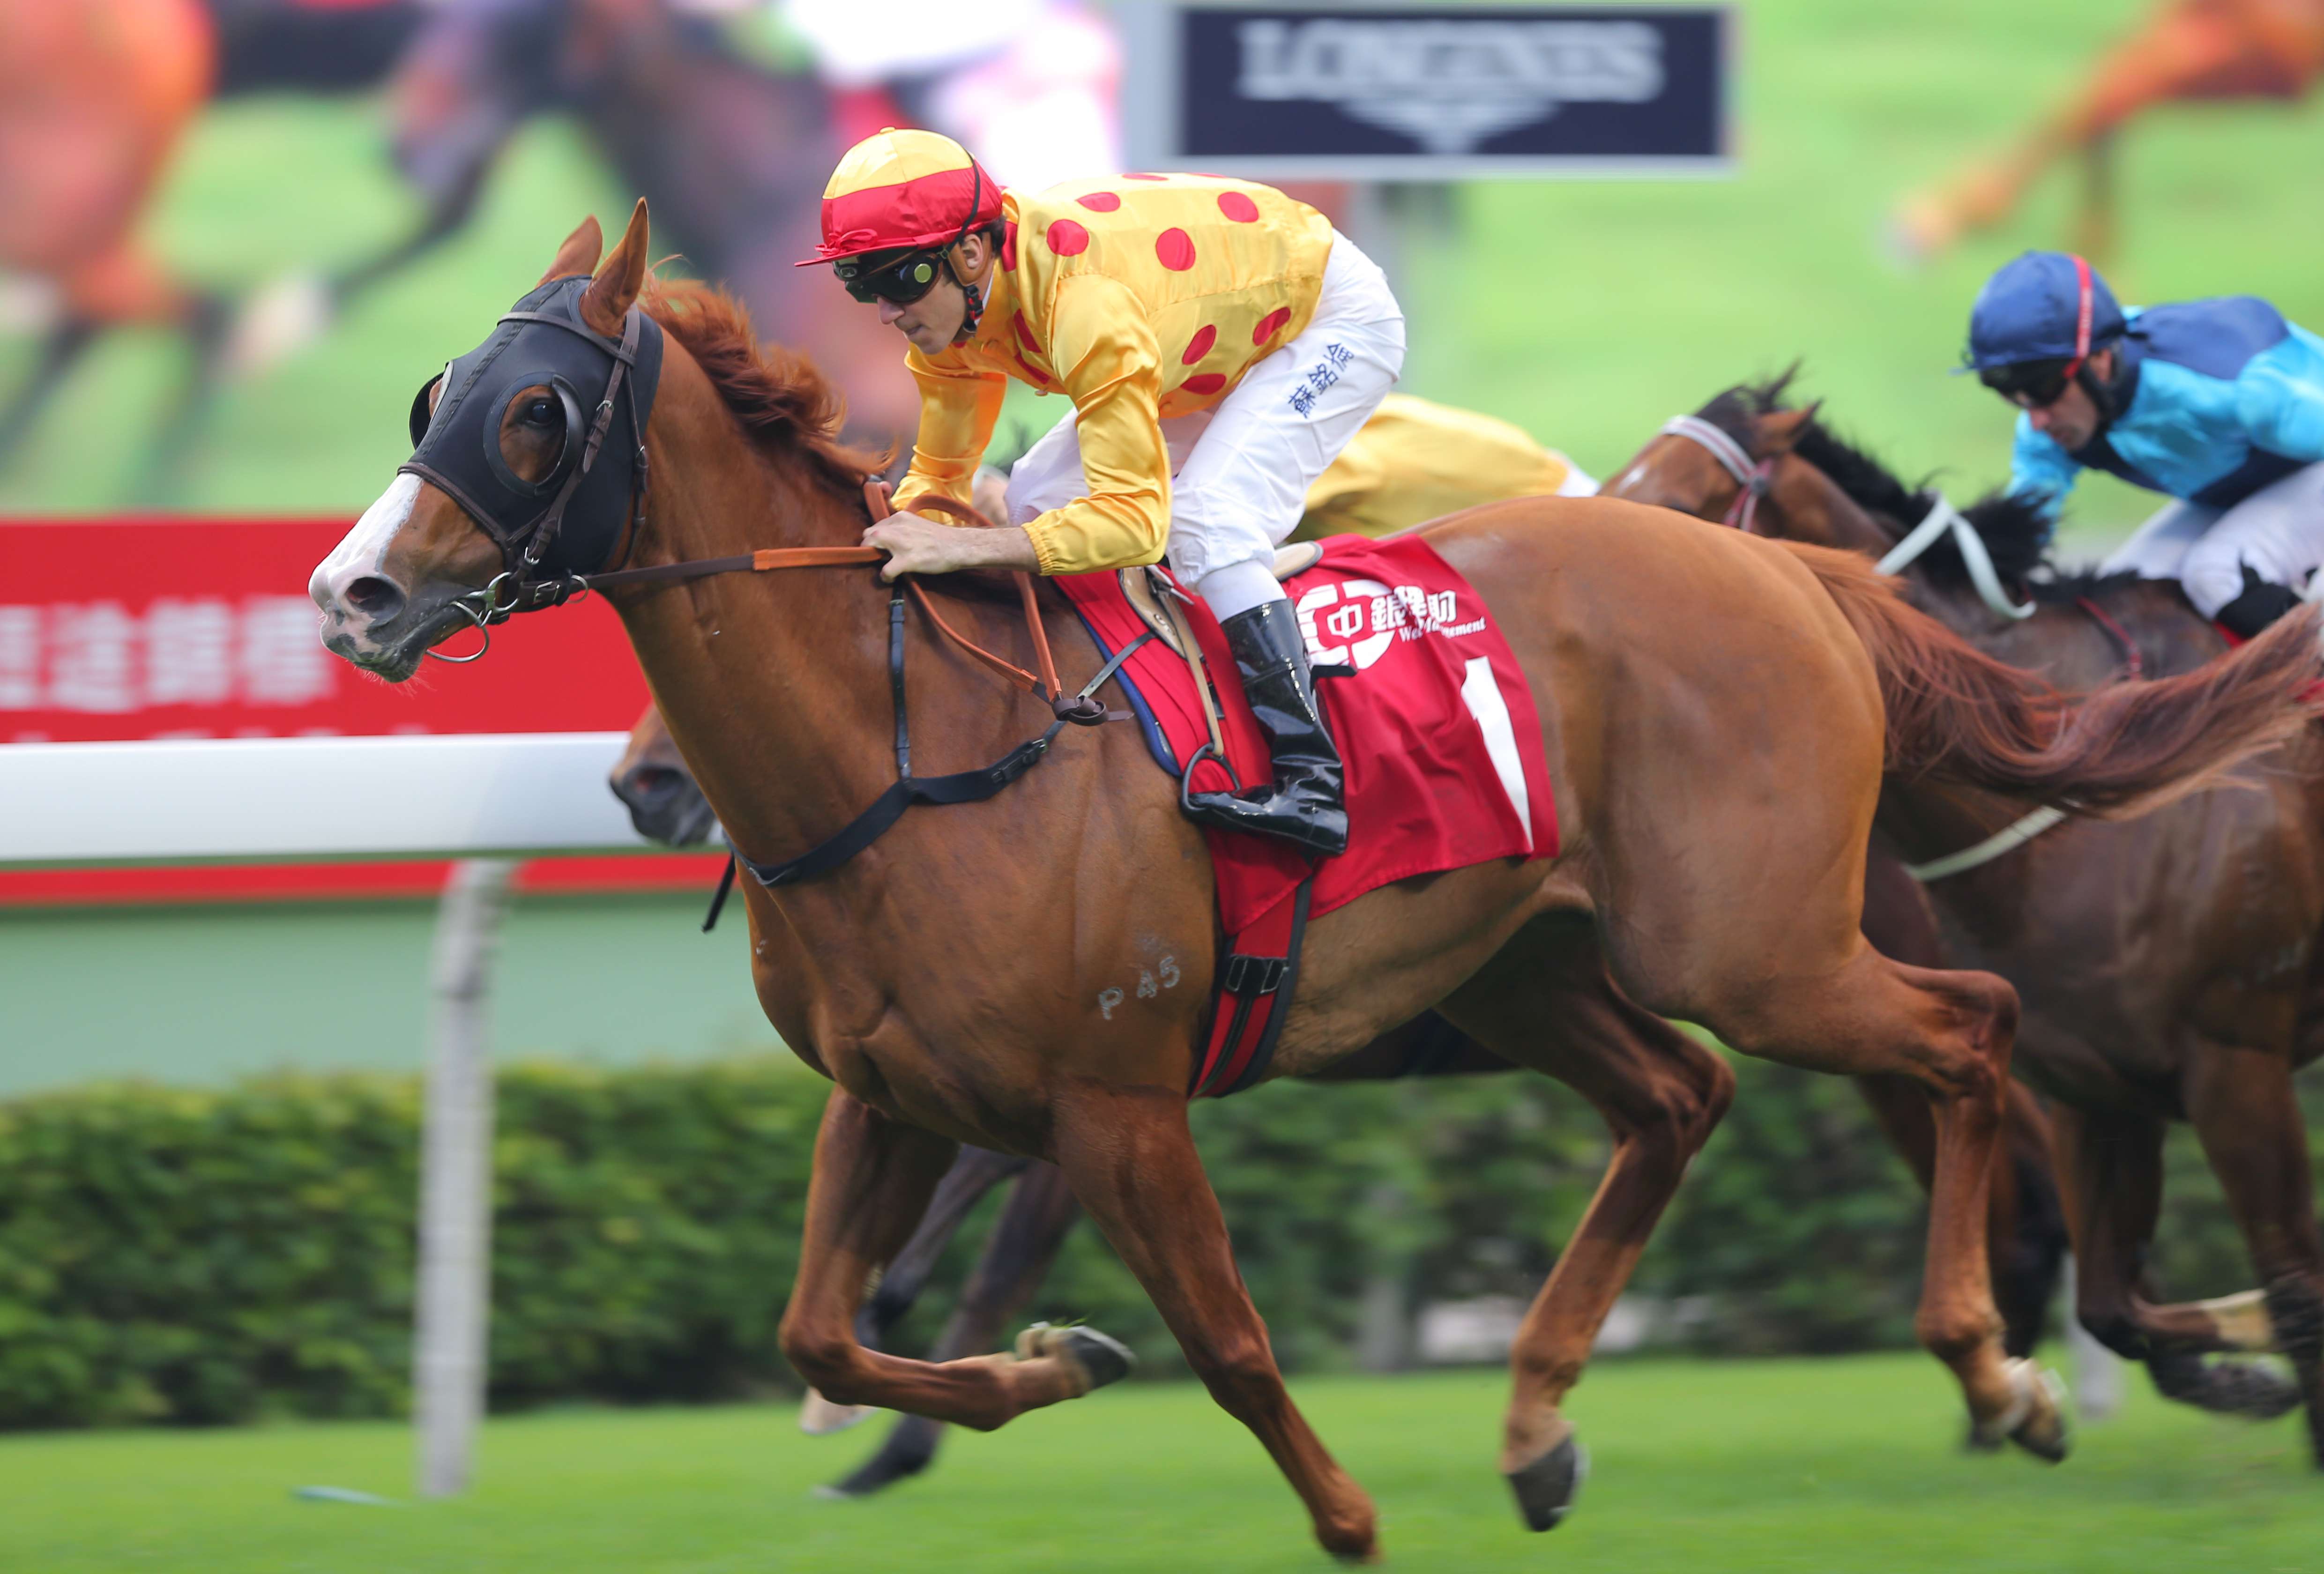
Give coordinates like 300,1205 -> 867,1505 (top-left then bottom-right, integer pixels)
397,277 -> 664,662
1657,415 -> 1773,533
1657,414 -> 2034,621
402,280 -> 1109,728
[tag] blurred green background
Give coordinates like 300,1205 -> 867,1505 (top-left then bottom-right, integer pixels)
8,0 -> 2324,561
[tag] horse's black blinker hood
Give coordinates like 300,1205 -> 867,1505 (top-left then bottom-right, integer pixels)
399,274 -> 664,584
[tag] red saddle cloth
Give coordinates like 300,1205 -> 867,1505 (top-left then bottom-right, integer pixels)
1055,533 -> 1558,1094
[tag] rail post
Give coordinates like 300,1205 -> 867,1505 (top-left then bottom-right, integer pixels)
413,857 -> 519,1499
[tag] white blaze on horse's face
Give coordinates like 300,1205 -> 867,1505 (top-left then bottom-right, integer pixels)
312,472 -> 422,615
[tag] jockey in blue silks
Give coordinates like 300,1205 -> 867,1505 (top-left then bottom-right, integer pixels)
1964,250 -> 2324,637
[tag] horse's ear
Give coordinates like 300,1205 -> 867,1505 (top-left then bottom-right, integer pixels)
581,199 -> 651,336
1758,401 -> 1823,456
540,216 -> 604,286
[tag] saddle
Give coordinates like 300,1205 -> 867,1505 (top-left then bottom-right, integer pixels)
1056,534 -> 1557,1099
725,486 -> 1551,1101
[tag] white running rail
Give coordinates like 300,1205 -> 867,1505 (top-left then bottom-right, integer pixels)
3,730 -> 673,1501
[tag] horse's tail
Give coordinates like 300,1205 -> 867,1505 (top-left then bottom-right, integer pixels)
1788,542 -> 2320,816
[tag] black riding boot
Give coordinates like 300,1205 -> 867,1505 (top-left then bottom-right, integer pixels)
1183,599 -> 1348,856
2215,563 -> 2303,640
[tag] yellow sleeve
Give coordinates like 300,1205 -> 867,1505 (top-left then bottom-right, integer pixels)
1020,275 -> 1170,575
891,348 -> 1007,520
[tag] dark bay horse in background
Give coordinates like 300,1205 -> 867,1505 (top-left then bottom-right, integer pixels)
347,0 -> 910,433
310,204 -> 2324,1553
611,699 -> 2070,1499
1609,378 -> 2324,1463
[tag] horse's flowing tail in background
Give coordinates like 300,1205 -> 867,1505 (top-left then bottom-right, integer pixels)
1792,543 -> 2322,815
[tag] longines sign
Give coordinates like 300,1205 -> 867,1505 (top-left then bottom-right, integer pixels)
1119,3 -> 1731,178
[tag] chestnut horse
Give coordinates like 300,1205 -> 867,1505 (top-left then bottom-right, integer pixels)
1890,0 -> 2324,266
311,203 -> 2321,1555
1607,377 -> 2324,1463
0,0 -> 214,478
610,698 -> 2070,1498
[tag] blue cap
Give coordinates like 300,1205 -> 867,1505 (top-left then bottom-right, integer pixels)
1962,251 -> 2125,371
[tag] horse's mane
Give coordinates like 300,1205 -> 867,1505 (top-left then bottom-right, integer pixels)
1695,371 -> 2136,604
639,277 -> 890,499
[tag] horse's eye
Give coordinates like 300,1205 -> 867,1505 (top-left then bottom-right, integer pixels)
522,397 -> 559,427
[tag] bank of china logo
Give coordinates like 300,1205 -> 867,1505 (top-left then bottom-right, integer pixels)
1236,18 -> 1665,156
1297,579 -> 1484,670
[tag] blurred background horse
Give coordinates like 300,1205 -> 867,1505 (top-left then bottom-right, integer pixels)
1,0 -> 1118,496
1890,0 -> 2324,267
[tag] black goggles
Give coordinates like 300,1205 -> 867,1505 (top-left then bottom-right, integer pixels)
834,248 -> 947,306
1977,357 -> 2077,409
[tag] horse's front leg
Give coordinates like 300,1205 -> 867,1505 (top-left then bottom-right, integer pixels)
826,1162 -> 1086,1499
777,1089 -> 1103,1430
2048,1100 -> 2300,1419
2185,1039 -> 2324,1462
1054,1086 -> 1379,1564
800,1143 -> 1035,1437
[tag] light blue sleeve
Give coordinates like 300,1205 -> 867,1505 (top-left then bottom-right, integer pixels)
2005,413 -> 2079,524
2235,324 -> 2324,461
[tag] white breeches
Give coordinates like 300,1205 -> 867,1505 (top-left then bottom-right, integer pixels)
1004,229 -> 1407,615
2100,461 -> 2324,618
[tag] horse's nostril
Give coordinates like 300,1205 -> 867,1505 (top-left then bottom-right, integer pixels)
631,767 -> 678,797
344,576 -> 407,619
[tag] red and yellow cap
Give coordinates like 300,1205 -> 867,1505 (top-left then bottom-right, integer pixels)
799,128 -> 1003,266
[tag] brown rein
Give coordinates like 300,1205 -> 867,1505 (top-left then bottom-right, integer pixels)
579,481 -> 1101,724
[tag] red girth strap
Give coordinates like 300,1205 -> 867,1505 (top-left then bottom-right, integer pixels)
1190,877 -> 1314,1099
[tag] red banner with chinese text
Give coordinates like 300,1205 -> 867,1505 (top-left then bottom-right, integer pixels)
1,518 -> 722,905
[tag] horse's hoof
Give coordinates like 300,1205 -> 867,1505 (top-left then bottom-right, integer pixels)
1504,1431 -> 1588,1531
1970,1359 -> 2070,1463
2148,1351 -> 2303,1419
1015,1322 -> 1137,1395
799,1388 -> 874,1436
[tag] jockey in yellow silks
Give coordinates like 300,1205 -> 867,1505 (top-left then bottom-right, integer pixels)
1292,394 -> 1595,540
804,127 -> 1407,856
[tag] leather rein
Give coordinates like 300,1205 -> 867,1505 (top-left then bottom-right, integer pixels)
456,479 -> 1148,889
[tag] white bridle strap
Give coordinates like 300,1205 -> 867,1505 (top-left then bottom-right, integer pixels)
1876,494 -> 2056,877
1875,495 -> 2036,622
1659,415 -> 1758,487
1654,423 -> 2062,876
1902,806 -> 2068,882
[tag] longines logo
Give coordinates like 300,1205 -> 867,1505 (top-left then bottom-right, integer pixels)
1234,17 -> 1666,156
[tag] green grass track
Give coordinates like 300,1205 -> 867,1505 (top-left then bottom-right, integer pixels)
5,1355 -> 2316,1572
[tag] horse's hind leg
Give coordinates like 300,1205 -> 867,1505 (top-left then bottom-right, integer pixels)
777,1090 -> 1112,1432
0,316 -> 99,470
826,1163 -> 1083,1499
129,289 -> 232,504
2184,1041 -> 2324,1464
1434,927 -> 1735,1531
1052,1089 -> 1378,1562
1691,947 -> 2068,1460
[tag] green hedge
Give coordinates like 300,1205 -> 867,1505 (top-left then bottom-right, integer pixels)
4,1054 -> 2302,1429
